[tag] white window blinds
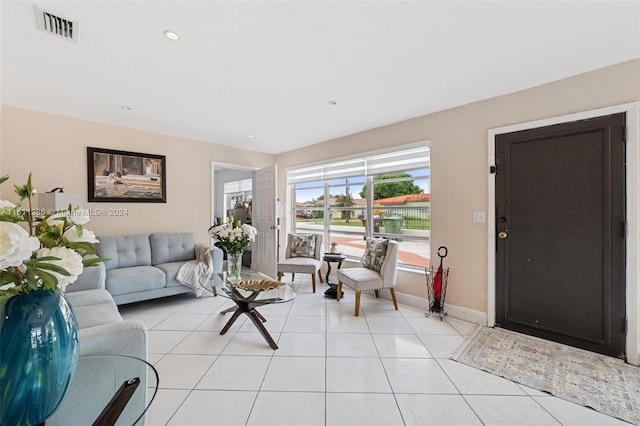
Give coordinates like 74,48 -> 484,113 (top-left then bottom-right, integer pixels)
224,178 -> 252,194
287,145 -> 429,184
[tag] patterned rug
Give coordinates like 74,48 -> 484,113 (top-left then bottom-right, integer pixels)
452,326 -> 640,425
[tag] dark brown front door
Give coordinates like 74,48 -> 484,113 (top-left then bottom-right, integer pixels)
495,113 -> 626,358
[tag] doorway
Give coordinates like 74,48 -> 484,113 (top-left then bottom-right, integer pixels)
211,162 -> 256,268
494,113 -> 627,358
211,162 -> 279,277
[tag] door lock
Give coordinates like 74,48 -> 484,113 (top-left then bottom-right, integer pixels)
498,231 -> 508,239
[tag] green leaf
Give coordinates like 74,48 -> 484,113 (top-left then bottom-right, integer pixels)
0,175 -> 9,185
25,173 -> 35,199
83,257 -> 109,267
33,263 -> 71,276
33,269 -> 59,291
24,268 -> 40,291
25,256 -> 61,264
0,214 -> 23,223
14,184 -> 28,200
39,235 -> 59,248
0,271 -> 16,286
0,287 -> 23,303
66,241 -> 97,256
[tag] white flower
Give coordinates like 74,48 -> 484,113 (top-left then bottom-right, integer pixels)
45,209 -> 90,227
63,226 -> 99,244
209,220 -> 257,254
45,212 -> 66,226
68,209 -> 90,225
241,224 -> 257,240
209,224 -> 224,234
0,222 -> 40,269
36,246 -> 84,291
0,200 -> 17,217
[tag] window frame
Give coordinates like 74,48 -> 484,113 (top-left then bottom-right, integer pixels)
288,144 -> 430,269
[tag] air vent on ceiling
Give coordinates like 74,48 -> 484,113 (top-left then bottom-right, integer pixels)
35,6 -> 78,42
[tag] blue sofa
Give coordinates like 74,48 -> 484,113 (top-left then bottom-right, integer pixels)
94,232 -> 223,305
50,232 -> 222,424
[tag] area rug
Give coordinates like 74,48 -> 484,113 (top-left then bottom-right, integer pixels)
452,326 -> 640,425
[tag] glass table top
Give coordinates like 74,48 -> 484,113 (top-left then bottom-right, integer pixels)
46,355 -> 158,426
201,271 -> 296,305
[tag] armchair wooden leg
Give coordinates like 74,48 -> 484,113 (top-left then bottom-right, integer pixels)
374,289 -> 380,298
318,270 -> 324,283
277,272 -> 282,281
336,281 -> 342,302
355,292 -> 361,316
390,288 -> 399,310
291,273 -> 295,281
311,273 -> 316,293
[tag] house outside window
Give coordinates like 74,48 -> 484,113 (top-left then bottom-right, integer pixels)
288,144 -> 430,269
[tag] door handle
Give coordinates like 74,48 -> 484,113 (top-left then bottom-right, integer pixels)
498,231 -> 508,239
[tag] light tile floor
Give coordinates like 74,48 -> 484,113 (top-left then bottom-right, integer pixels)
119,275 -> 631,426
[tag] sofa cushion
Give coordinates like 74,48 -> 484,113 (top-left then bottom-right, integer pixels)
97,235 -> 152,270
150,233 -> 195,265
105,266 -> 165,296
155,261 -> 187,288
65,288 -> 114,307
65,289 -> 123,329
72,303 -> 123,329
68,261 -> 106,292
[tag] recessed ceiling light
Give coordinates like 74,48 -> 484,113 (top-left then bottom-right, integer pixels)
120,105 -> 132,111
163,30 -> 180,41
247,134 -> 254,138
328,100 -> 337,106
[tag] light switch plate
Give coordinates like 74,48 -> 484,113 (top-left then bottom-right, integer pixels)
473,211 -> 486,223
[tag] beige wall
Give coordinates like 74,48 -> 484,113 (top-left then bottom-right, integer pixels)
275,59 -> 640,313
2,59 -> 638,313
0,107 -> 275,244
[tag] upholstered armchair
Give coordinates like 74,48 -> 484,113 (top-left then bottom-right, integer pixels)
336,238 -> 399,316
277,233 -> 324,292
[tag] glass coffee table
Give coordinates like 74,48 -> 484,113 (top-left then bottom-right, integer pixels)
201,271 -> 296,350
46,355 -> 158,426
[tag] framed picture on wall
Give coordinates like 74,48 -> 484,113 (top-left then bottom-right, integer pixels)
87,147 -> 166,203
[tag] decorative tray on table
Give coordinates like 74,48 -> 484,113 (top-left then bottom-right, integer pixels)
230,279 -> 283,291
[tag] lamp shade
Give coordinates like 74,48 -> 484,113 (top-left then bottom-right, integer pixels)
37,193 -> 83,213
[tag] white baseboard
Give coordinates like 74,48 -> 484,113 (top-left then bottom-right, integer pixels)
373,290 -> 488,325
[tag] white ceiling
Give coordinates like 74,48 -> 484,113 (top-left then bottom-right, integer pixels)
2,1 -> 639,155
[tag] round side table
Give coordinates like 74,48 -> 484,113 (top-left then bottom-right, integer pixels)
323,254 -> 346,299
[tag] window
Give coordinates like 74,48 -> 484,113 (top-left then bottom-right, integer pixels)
289,145 -> 430,269
224,178 -> 252,212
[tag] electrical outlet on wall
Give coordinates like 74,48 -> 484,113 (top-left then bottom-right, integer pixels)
473,211 -> 486,223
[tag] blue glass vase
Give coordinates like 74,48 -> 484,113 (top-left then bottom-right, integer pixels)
0,290 -> 79,425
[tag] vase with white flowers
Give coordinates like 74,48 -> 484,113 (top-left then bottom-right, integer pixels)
208,217 -> 257,280
0,173 -> 106,425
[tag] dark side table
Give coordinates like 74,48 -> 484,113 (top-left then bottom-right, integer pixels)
201,271 -> 296,350
323,254 -> 346,299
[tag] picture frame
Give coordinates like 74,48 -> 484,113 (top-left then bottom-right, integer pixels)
87,147 -> 166,203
